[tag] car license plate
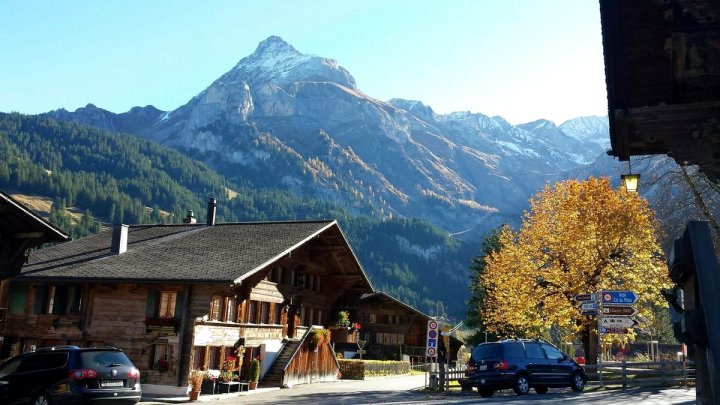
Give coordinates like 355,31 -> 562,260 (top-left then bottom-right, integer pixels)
101,380 -> 124,388
478,365 -> 487,371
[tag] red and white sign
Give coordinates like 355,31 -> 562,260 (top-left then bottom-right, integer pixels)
426,320 -> 439,357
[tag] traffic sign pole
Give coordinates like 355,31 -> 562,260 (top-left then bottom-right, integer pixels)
597,292 -> 603,388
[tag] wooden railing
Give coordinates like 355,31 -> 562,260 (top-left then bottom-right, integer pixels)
427,361 -> 695,391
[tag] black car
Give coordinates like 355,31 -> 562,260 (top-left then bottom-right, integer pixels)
0,346 -> 141,405
460,339 -> 586,397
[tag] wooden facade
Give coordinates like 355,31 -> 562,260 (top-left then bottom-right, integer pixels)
0,220 -> 373,393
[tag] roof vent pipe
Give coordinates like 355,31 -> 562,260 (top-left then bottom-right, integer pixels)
206,197 -> 217,226
183,210 -> 196,224
111,224 -> 128,255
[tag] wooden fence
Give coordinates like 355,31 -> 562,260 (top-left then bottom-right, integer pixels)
584,360 -> 695,388
427,361 -> 695,391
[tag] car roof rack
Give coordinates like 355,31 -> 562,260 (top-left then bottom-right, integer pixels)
34,345 -> 80,352
80,345 -> 121,350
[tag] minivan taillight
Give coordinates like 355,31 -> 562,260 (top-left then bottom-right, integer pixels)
494,360 -> 509,371
69,369 -> 97,380
128,367 -> 140,379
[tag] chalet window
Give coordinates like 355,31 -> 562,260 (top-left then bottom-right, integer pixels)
246,301 -> 258,323
146,289 -> 185,319
208,346 -> 221,369
33,285 -> 82,315
274,304 -> 282,324
9,284 -> 28,314
225,298 -> 236,322
376,332 -> 404,345
192,346 -> 206,370
317,309 -> 323,325
369,314 -> 376,323
315,277 -> 321,292
158,291 -> 176,318
260,302 -> 270,324
151,344 -> 171,369
300,306 -> 306,326
209,296 -> 222,321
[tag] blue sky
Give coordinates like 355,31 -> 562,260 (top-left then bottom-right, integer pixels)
0,1 -> 606,125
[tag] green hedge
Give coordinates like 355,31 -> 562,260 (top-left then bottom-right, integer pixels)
338,360 -> 411,379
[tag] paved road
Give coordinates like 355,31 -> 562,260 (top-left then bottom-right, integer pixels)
153,375 -> 695,405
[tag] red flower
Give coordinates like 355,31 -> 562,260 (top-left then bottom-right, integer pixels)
353,322 -> 362,330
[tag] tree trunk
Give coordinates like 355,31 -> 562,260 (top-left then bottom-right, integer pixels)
581,319 -> 598,365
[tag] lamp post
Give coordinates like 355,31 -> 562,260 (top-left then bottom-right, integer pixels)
621,159 -> 640,192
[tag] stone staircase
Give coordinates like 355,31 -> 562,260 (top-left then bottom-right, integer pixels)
261,339 -> 302,387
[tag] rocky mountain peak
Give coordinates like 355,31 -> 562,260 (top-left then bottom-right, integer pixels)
251,35 -> 301,59
227,36 -> 356,89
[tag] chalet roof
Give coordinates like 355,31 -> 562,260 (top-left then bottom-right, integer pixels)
360,291 -> 432,320
0,190 -> 69,279
601,0 -> 720,180
0,190 -> 69,244
17,220 -> 371,285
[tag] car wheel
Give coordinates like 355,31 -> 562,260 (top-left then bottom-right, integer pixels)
32,392 -> 51,405
535,385 -> 548,394
571,371 -> 585,392
478,388 -> 494,397
513,374 -> 530,395
460,383 -> 472,392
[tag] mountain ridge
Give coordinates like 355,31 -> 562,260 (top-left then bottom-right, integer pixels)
40,35 -> 611,242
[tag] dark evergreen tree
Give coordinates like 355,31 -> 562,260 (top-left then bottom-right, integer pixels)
465,227 -> 502,345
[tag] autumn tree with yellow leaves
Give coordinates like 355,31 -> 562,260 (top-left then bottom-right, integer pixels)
480,177 -> 671,364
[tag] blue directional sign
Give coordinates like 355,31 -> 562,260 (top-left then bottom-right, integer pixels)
601,291 -> 637,305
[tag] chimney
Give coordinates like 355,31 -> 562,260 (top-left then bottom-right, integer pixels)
111,224 -> 129,255
206,197 -> 217,226
183,210 -> 197,224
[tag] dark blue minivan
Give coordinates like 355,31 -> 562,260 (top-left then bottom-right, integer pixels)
0,346 -> 141,405
460,339 -> 586,397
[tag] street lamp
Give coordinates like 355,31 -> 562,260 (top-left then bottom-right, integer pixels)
621,159 -> 640,192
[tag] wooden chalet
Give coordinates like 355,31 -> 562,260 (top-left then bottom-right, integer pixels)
350,292 -> 461,364
0,202 -> 373,394
0,191 -> 70,344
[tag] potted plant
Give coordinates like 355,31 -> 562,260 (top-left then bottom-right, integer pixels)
307,329 -> 330,351
248,358 -> 261,390
156,358 -> 170,372
188,371 -> 203,401
200,372 -> 216,395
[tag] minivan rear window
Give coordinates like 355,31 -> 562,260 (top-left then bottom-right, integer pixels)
80,351 -> 131,367
503,342 -> 526,358
471,343 -> 501,361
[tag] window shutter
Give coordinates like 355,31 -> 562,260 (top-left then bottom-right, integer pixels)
145,289 -> 159,317
174,290 -> 186,319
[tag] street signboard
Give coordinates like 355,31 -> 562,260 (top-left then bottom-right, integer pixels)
600,316 -> 636,329
601,291 -> 637,305
600,327 -> 629,334
426,320 -> 439,357
574,293 -> 597,302
581,303 -> 598,311
603,306 -> 637,316
581,310 -> 598,316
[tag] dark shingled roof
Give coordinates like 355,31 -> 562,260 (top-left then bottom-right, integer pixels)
0,190 -> 69,243
19,220 -> 338,283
